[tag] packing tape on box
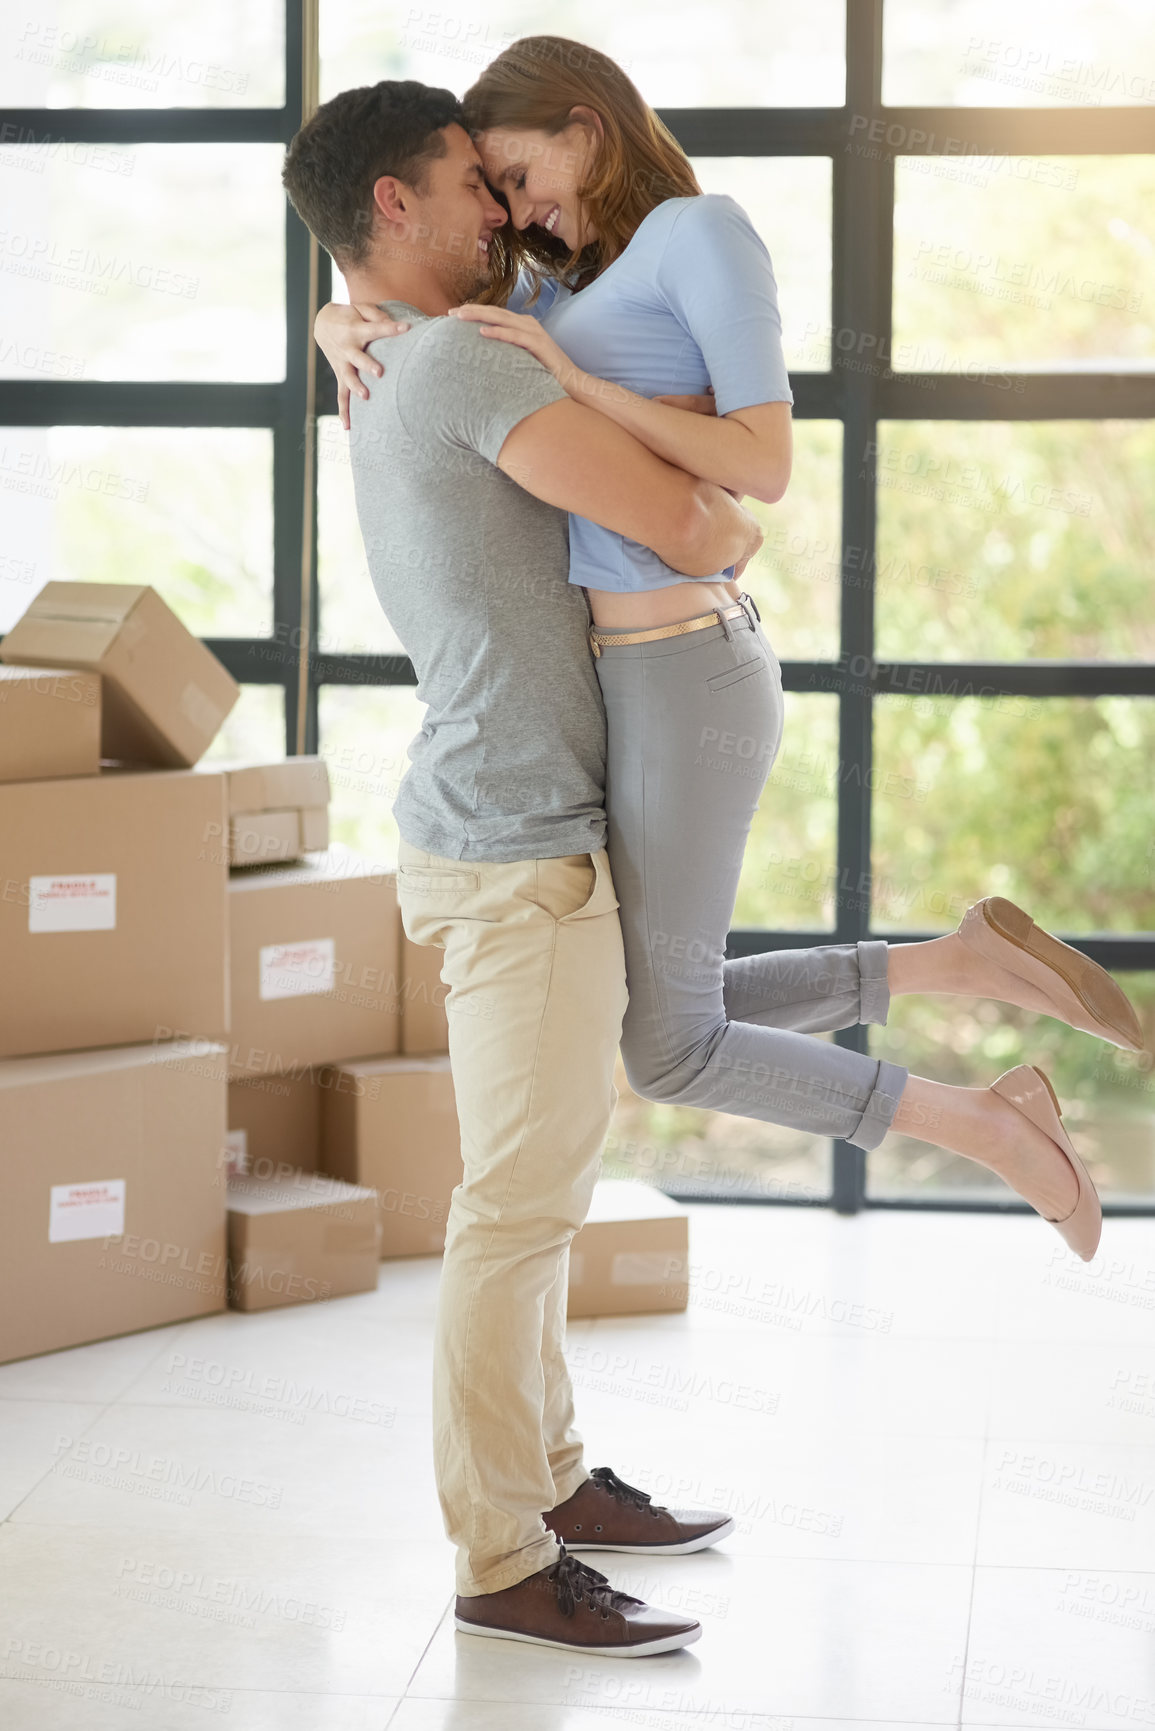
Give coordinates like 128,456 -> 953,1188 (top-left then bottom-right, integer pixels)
179,681 -> 224,735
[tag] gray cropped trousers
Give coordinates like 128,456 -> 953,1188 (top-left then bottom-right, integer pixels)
593,594 -> 909,1152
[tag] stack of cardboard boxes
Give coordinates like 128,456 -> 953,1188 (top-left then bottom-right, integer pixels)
0,582 -> 462,1357
0,584 -> 241,1363
221,841 -> 462,1277
0,581 -> 689,1363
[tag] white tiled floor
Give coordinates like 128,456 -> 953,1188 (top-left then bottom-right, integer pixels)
2,1203 -> 1153,1729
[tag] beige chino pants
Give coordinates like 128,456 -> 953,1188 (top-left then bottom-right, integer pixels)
396,839 -> 628,1596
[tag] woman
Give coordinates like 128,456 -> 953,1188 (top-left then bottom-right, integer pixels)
316,37 -> 1143,1258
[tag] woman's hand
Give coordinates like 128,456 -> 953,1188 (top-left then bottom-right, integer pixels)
732,505 -> 764,582
447,303 -> 589,400
314,301 -> 411,431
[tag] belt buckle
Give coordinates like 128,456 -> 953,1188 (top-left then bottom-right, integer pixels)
589,632 -> 601,658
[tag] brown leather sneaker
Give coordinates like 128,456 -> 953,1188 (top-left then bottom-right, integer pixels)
454,1546 -> 701,1656
545,1466 -> 735,1554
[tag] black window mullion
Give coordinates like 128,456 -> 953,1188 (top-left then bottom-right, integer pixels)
0,382 -> 280,427
0,109 -> 287,144
826,0 -> 887,1213
881,105 -> 1154,156
879,374 -> 1155,419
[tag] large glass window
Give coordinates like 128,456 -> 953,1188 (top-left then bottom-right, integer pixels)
892,156 -> 1155,374
874,420 -> 1155,662
319,684 -> 426,867
317,415 -> 405,655
202,683 -> 287,761
869,974 -> 1155,1204
4,0 -> 1150,1215
693,158 -> 835,373
319,1 -> 846,108
0,2 -> 285,107
883,0 -> 1155,109
0,144 -> 286,381
872,695 -> 1155,937
0,427 -> 275,636
741,422 -> 842,662
734,694 -> 840,930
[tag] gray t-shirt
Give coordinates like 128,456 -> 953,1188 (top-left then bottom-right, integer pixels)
348,301 -> 607,863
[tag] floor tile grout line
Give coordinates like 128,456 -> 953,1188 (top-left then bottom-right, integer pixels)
0,1388 -> 130,1526
0,1520 -> 1009,1569
391,1692 -> 962,1726
399,1595 -> 457,1701
955,1442 -> 992,1731
0,1322 -> 204,1414
7,1394 -> 1153,1453
4,1327 -> 1149,1380
0,1678 -> 405,1699
0,1398 -> 436,1418
0,1396 -> 114,1407
7,1517 -> 1154,1579
957,1263 -> 1006,1731
0,1512 -> 455,1545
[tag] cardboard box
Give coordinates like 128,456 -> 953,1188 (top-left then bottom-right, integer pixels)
400,926 -> 449,1054
227,1071 -> 324,1178
0,665 -> 101,782
226,1171 -> 380,1312
0,766 -> 228,1059
0,1040 -> 228,1365
321,1054 -> 461,1257
227,847 -> 401,1079
568,1182 -> 689,1318
0,581 -> 238,767
231,806 -> 329,867
202,756 -> 331,867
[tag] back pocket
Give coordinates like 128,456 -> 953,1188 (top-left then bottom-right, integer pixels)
706,656 -> 769,693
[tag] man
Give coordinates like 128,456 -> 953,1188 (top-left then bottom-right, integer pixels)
283,80 -> 760,1657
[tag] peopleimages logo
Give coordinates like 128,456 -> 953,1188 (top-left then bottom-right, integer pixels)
51,1435 -> 284,1510
14,23 -> 250,96
114,1557 -> 349,1631
0,443 -> 149,502
159,1355 -> 395,1428
95,1231 -> 330,1303
0,232 -> 199,299
3,1638 -> 233,1713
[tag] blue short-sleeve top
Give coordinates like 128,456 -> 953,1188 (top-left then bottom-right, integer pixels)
508,193 -> 792,593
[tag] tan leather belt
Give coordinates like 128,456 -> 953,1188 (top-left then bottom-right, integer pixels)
589,601 -> 749,658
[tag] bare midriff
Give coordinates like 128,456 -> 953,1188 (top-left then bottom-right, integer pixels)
585,578 -> 741,631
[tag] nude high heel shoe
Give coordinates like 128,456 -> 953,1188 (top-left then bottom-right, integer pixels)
989,1064 -> 1102,1262
959,896 -> 1144,1052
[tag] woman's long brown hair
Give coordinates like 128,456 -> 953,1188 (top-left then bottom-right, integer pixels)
462,36 -> 700,309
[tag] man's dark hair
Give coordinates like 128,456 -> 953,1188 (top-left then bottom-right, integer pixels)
283,80 -> 466,268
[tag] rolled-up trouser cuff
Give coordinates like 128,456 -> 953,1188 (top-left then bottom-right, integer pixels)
847,1056 -> 908,1151
857,939 -> 892,1025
